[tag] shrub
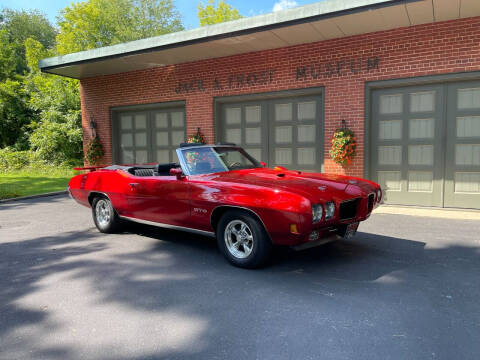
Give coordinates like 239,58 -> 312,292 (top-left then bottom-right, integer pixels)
0,149 -> 33,171
29,109 -> 83,163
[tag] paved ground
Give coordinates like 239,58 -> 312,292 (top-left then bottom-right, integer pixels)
1,195 -> 479,360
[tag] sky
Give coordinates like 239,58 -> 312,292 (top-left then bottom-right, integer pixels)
0,0 -> 322,29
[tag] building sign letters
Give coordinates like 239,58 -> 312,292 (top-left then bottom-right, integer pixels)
296,57 -> 380,80
173,56 -> 380,94
174,69 -> 276,94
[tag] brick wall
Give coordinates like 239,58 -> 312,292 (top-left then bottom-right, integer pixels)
80,16 -> 480,176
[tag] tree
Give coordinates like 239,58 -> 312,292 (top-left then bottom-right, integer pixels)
0,9 -> 56,74
0,30 -> 16,82
56,0 -> 184,54
24,38 -> 82,162
0,79 -> 33,149
197,0 -> 242,26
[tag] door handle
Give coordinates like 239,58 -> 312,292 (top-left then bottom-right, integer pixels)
129,183 -> 139,191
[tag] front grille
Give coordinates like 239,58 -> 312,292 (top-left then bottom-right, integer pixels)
339,198 -> 359,220
367,193 -> 375,213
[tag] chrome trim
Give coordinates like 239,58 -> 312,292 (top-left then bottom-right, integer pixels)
88,191 -> 113,205
119,215 -> 216,238
367,192 -> 375,212
67,186 -> 73,200
210,205 -> 270,237
176,148 -> 192,176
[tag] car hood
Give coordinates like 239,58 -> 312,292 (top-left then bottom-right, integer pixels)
202,168 -> 375,203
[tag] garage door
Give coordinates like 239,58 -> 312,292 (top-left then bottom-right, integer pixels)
113,107 -> 185,164
219,95 -> 323,172
371,81 -> 480,209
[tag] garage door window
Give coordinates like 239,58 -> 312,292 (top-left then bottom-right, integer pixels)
114,107 -> 185,164
219,95 -> 323,172
372,80 -> 480,209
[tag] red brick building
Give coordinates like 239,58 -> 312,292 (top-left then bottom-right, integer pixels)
40,0 -> 480,209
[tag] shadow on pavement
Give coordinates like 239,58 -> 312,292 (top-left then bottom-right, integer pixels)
1,219 -> 479,359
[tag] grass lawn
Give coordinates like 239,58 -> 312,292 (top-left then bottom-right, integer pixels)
0,168 -> 77,200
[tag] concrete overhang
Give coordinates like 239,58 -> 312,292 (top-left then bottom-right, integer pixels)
39,0 -> 480,79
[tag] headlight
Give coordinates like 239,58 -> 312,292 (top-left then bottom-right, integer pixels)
376,188 -> 382,203
325,201 -> 335,219
312,204 -> 323,223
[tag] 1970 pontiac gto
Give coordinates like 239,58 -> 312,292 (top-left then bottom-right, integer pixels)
68,144 -> 382,268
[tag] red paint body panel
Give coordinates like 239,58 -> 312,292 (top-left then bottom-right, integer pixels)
68,163 -> 380,246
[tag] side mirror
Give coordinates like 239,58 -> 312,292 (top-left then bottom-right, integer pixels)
169,167 -> 184,179
260,161 -> 267,167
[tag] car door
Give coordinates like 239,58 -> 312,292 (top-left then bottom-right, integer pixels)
127,175 -> 190,226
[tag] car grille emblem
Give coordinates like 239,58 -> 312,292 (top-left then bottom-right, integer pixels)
318,186 -> 326,191
349,180 -> 357,184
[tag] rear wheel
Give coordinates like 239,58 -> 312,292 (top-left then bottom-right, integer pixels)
92,196 -> 122,233
216,210 -> 272,269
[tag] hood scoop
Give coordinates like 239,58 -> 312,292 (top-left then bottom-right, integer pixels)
276,173 -> 286,178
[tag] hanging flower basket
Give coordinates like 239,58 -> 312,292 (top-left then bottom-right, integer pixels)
187,128 -> 207,144
85,136 -> 105,165
185,128 -> 207,164
329,126 -> 357,167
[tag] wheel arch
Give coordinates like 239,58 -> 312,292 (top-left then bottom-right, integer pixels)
88,191 -> 112,207
210,205 -> 272,243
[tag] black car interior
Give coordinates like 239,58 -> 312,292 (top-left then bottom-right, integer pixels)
103,163 -> 181,177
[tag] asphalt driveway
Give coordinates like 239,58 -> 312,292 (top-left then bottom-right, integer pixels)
1,195 -> 479,360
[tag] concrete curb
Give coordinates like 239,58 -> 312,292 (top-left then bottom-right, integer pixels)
374,205 -> 480,220
0,190 -> 68,204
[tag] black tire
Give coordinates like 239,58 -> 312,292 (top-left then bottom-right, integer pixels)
216,210 -> 272,269
92,196 -> 122,233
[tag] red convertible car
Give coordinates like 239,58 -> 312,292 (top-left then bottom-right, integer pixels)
68,144 -> 381,268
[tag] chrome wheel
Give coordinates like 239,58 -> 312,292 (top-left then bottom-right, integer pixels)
224,220 -> 254,259
95,199 -> 111,228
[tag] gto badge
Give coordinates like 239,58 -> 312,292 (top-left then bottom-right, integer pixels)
318,186 -> 327,191
349,180 -> 358,184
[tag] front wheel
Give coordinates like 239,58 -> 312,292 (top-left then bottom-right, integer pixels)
92,196 -> 122,233
216,210 -> 272,269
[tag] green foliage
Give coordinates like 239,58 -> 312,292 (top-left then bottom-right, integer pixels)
29,110 -> 83,163
198,0 -> 243,26
0,79 -> 33,149
21,38 -> 83,163
85,136 -> 105,165
187,128 -> 207,144
329,127 -> 357,167
0,8 -> 56,75
24,38 -> 80,113
56,0 -> 184,54
0,30 -> 16,81
0,149 -> 33,171
0,1 -> 185,167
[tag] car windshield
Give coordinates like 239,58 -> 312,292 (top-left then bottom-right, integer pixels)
181,147 -> 260,175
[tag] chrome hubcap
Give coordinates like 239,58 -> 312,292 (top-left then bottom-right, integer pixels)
95,199 -> 111,228
224,220 -> 254,259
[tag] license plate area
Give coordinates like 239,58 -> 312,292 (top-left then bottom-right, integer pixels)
343,222 -> 359,239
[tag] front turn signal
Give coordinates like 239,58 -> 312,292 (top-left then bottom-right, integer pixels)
290,224 -> 299,234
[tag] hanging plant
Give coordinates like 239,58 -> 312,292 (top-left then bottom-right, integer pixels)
187,127 -> 207,144
85,136 -> 105,165
185,128 -> 207,165
329,124 -> 357,167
